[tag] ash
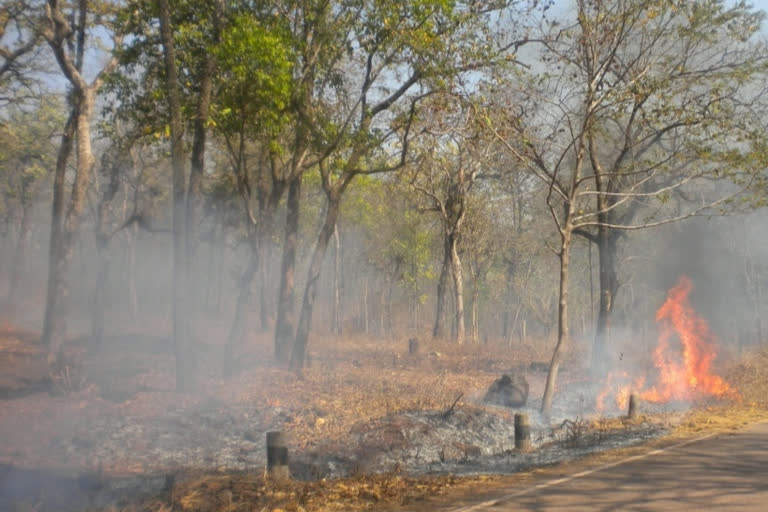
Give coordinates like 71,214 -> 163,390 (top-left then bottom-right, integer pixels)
294,381 -> 669,479
0,380 -> 675,510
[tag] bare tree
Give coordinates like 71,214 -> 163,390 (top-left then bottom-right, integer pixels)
0,0 -> 43,105
411,99 -> 493,345
464,197 -> 500,344
40,0 -> 122,366
490,0 -> 768,413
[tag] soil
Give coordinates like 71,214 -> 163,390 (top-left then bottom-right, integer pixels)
0,323 -> 761,512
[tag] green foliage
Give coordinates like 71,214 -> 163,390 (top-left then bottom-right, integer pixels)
213,12 -> 294,138
0,95 -> 65,206
342,175 -> 437,297
106,0 -> 224,138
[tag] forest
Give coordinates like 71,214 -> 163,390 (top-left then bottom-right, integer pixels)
1,0 -> 768,510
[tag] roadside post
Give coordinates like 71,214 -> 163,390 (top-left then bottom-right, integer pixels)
515,413 -> 531,451
266,431 -> 290,479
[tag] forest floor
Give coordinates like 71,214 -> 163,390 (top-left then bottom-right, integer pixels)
1,316 -> 767,512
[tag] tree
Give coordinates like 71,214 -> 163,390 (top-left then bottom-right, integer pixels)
212,10 -> 293,372
156,0 -> 197,391
183,1 -> 222,322
343,175 -> 438,335
89,121 -> 144,349
490,0 -> 768,413
0,95 -> 64,299
463,192 -> 501,344
0,0 -> 44,106
283,0 -> 529,369
113,0 -> 225,388
411,96 -> 494,344
578,0 -> 768,373
40,0 -> 122,366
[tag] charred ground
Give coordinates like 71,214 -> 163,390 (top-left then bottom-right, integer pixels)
1,321 -> 764,512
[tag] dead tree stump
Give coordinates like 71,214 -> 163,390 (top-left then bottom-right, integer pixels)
628,394 -> 638,420
514,413 -> 531,451
266,431 -> 290,479
408,337 -> 419,355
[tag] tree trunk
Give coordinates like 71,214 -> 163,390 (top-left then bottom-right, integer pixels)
756,270 -> 765,343
43,228 -> 77,364
215,228 -> 224,313
41,110 -> 75,355
127,222 -> 138,318
91,144 -> 123,352
432,238 -> 451,339
275,176 -> 301,363
502,310 -> 510,343
409,296 -> 416,330
90,208 -> 116,350
258,248 -> 270,331
186,49 -> 215,317
91,240 -> 110,349
205,222 -> 217,312
158,0 -> 195,391
541,227 -> 573,415
591,228 -> 619,374
224,181 -> 281,372
0,217 -> 13,287
471,287 -> 479,344
386,273 -> 394,334
379,278 -> 386,336
755,277 -> 765,345
43,88 -> 96,365
331,224 -> 342,335
742,226 -> 764,345
8,202 -> 32,299
449,235 -> 465,345
291,197 -> 341,369
363,275 -> 369,335
222,236 -> 260,375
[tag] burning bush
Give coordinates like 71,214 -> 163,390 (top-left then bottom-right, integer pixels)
598,276 -> 739,411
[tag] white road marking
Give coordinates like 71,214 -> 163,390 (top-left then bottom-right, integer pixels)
448,433 -> 718,512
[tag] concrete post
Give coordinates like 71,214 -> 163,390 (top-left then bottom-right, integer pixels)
628,394 -> 638,420
266,431 -> 290,479
514,413 -> 531,451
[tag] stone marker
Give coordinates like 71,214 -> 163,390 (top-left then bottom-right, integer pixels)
628,394 -> 638,420
514,413 -> 531,451
266,431 -> 290,479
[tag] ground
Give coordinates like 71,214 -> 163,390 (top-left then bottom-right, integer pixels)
0,318 -> 766,512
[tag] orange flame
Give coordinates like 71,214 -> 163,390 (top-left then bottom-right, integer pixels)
597,276 -> 738,411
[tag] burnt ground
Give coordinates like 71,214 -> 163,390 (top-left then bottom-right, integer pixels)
418,421 -> 768,512
0,324 -> 746,512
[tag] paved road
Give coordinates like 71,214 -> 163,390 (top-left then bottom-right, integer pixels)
441,422 -> 768,511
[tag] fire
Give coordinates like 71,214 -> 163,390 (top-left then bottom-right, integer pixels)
597,276 -> 738,411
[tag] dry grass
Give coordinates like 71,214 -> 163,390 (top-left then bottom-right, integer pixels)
146,343 -> 768,512
3,319 -> 768,512
218,339 -> 513,451
672,345 -> 768,435
105,473 -> 513,512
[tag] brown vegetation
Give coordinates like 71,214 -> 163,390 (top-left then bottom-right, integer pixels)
2,319 -> 764,512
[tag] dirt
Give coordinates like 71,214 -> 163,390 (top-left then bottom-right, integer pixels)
0,327 -> 50,398
0,325 -> 761,512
